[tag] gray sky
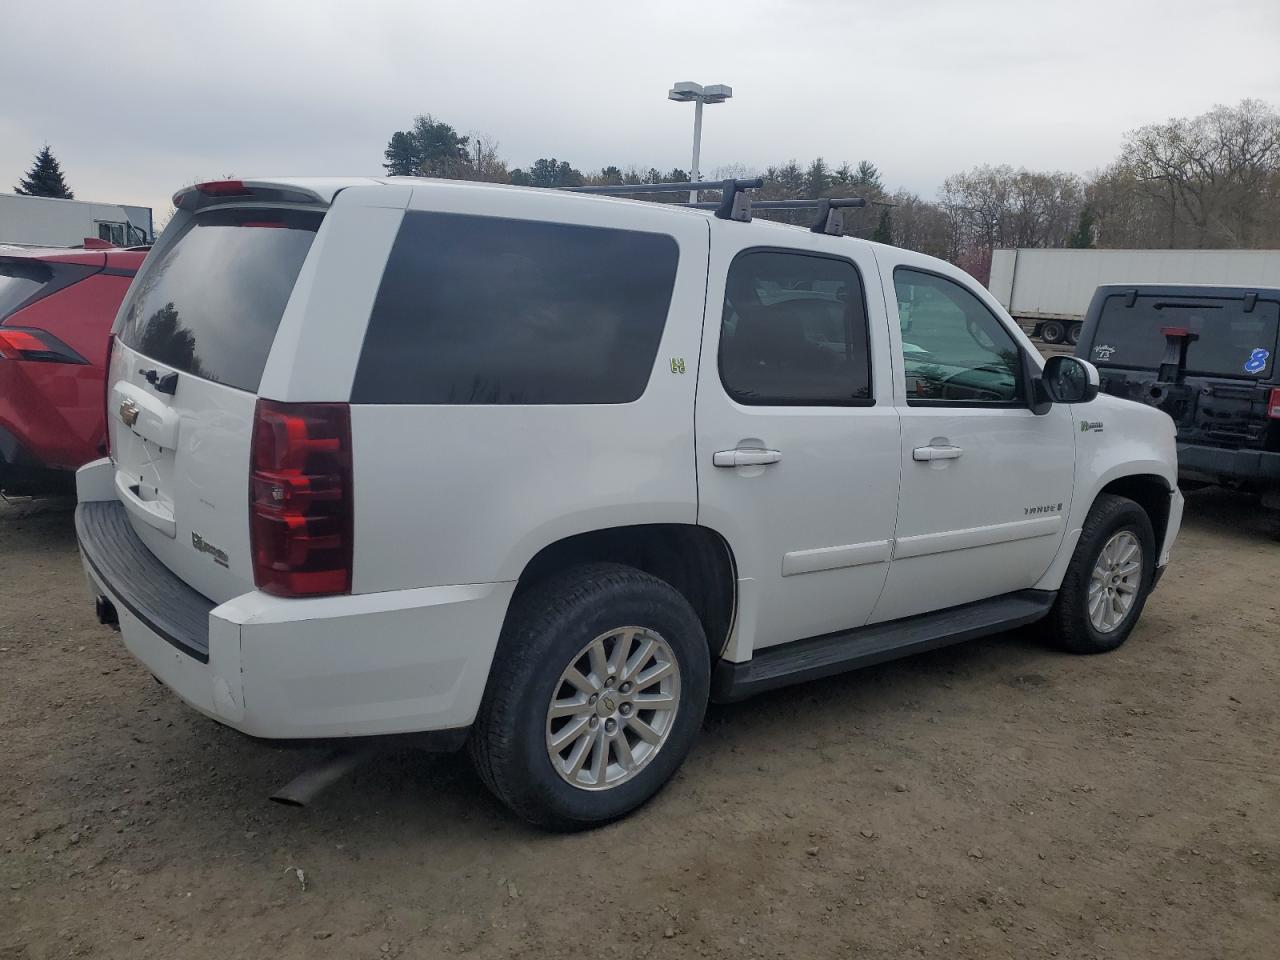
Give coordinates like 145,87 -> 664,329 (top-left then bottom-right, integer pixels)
4,0 -> 1278,219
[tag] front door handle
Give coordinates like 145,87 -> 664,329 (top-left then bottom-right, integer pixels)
912,444 -> 963,462
713,447 -> 782,468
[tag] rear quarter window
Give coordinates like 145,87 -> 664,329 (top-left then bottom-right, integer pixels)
0,259 -> 97,321
351,212 -> 680,404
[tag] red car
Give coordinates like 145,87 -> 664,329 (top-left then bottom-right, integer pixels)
0,243 -> 146,494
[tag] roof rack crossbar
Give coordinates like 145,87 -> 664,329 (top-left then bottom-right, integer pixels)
561,179 -> 871,231
686,196 -> 867,235
809,197 -> 867,236
562,177 -> 761,197
563,178 -> 764,222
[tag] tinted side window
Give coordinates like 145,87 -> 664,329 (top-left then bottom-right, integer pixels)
352,212 -> 679,404
894,269 -> 1023,404
718,250 -> 871,406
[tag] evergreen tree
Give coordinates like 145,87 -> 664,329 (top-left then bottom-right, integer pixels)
383,131 -> 420,177
852,160 -> 882,191
14,145 -> 74,199
382,115 -> 472,178
806,158 -> 830,197
872,208 -> 893,244
1068,206 -> 1096,248
522,158 -> 583,188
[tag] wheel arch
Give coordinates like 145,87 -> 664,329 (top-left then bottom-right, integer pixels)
512,523 -> 738,662
1036,468 -> 1174,592
1096,473 -> 1173,552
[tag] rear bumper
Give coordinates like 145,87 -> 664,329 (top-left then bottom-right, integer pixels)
75,477 -> 515,741
1177,442 -> 1280,486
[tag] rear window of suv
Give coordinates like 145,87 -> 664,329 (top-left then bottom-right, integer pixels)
1091,293 -> 1279,379
351,212 -> 680,404
118,208 -> 321,392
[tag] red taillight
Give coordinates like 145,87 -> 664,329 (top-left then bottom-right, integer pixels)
197,179 -> 251,197
249,400 -> 353,597
1268,387 -> 1280,420
0,329 -> 47,356
0,327 -> 87,363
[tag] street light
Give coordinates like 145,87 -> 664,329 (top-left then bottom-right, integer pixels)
668,81 -> 733,203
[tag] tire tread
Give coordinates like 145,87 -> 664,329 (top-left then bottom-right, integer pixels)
468,562 -> 707,829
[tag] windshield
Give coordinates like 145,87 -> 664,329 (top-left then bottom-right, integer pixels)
1090,294 -> 1279,379
118,208 -> 321,392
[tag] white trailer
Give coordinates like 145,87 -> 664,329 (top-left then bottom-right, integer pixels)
0,192 -> 152,248
988,248 -> 1280,345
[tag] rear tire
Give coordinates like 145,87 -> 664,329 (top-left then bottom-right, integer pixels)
469,563 -> 710,830
1067,322 -> 1082,346
1040,320 -> 1066,344
1046,494 -> 1156,654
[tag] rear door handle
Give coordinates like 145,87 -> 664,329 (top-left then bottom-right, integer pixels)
713,448 -> 782,468
912,444 -> 963,462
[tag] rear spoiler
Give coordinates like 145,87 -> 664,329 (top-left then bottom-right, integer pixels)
172,180 -> 329,212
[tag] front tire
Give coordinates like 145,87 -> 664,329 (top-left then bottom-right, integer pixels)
469,563 -> 710,830
1040,320 -> 1066,344
1046,494 -> 1156,654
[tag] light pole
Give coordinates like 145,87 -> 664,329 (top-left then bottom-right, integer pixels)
668,81 -> 732,203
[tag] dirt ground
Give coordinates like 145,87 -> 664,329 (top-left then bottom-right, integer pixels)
1,490 -> 1277,960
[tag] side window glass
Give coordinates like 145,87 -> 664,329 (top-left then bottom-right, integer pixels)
718,250 -> 871,405
352,212 -> 679,405
893,268 -> 1023,404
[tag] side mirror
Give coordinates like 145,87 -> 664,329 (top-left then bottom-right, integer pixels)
1041,355 -> 1100,404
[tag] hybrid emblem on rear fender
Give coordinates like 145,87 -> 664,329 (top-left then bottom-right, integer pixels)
192,532 -> 230,568
119,398 -> 139,428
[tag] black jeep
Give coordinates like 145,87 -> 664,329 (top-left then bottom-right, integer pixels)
1076,284 -> 1280,505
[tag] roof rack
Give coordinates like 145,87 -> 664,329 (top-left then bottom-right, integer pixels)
560,178 -> 869,235
687,197 -> 868,235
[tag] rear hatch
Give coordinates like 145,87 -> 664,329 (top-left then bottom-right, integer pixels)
1084,290 -> 1280,453
108,205 -> 322,603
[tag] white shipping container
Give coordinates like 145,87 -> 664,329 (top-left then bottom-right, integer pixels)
989,248 -> 1280,323
0,192 -> 152,247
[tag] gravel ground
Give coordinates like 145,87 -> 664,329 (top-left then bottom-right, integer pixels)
1,489 -> 1277,959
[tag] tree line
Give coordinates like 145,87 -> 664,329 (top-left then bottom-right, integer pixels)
383,99 -> 1280,282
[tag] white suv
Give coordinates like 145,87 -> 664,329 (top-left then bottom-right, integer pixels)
76,176 -> 1183,829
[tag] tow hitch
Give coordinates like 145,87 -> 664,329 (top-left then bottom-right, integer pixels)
94,595 -> 119,630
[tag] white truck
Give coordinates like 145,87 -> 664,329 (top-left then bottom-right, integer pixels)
0,192 -> 152,248
989,248 -> 1280,345
75,177 -> 1182,829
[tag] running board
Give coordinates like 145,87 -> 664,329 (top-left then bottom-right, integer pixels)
711,590 -> 1056,702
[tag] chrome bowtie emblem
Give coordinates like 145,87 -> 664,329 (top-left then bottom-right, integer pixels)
119,398 -> 139,427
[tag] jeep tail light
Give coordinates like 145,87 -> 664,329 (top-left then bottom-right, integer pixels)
1269,387 -> 1280,420
249,400 -> 353,597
